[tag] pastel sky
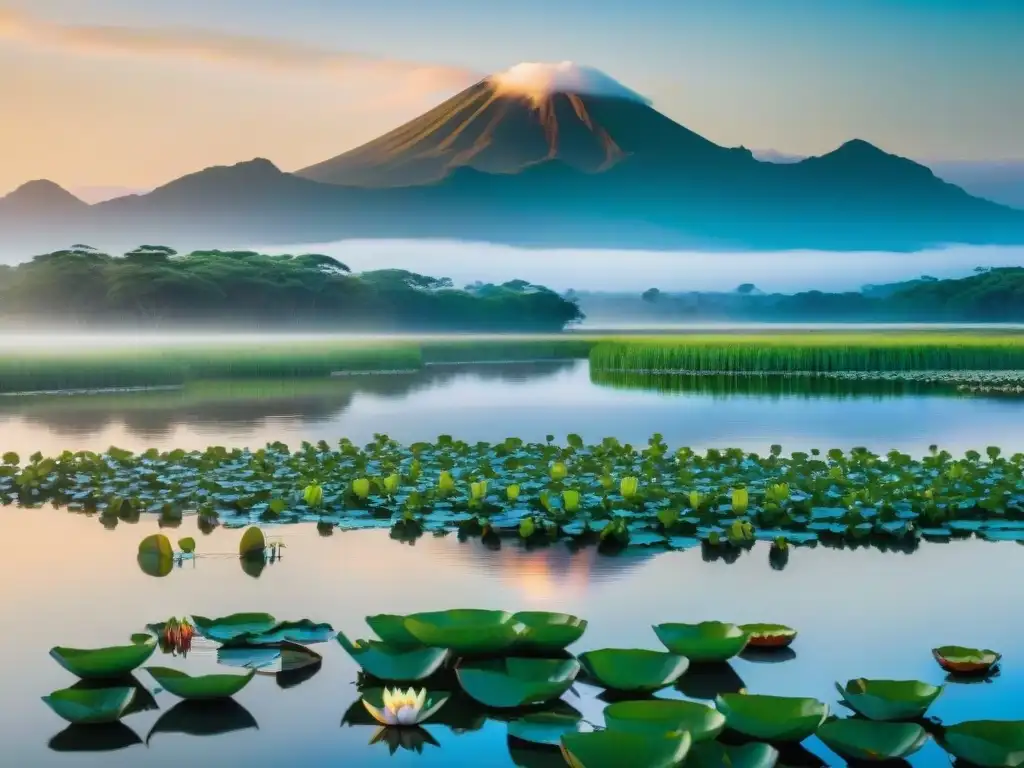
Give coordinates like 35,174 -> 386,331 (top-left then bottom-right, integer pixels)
1,0 -> 1022,193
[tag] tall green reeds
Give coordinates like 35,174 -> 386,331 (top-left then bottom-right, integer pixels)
589,335 -> 1024,373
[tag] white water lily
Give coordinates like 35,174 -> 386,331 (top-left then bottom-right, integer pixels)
362,687 -> 447,727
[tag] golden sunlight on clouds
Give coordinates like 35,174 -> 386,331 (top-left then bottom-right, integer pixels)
0,9 -> 480,192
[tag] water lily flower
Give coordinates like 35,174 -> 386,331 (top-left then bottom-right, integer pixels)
303,483 -> 323,508
438,471 -> 455,495
161,617 -> 195,656
353,478 -> 370,500
620,476 -> 639,498
362,687 -> 447,727
550,462 -> 568,481
470,480 -> 488,501
732,488 -> 749,514
506,484 -> 520,502
563,489 -> 581,512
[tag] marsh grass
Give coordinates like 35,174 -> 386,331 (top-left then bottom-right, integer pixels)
589,334 -> 1024,374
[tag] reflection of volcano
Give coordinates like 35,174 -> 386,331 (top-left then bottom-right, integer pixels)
458,540 -> 659,600
0,361 -> 574,441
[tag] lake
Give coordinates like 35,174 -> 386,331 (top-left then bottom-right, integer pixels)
5,359 -> 1024,766
5,508 -> 1024,767
2,360 -> 1024,457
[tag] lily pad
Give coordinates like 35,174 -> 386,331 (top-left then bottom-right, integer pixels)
738,623 -> 797,649
50,640 -> 156,680
336,632 -> 448,682
933,645 -> 1002,675
68,675 -> 158,717
191,613 -> 278,643
653,621 -> 750,662
365,614 -> 422,648
603,699 -> 725,742
456,657 -> 580,708
238,526 -> 266,558
560,729 -> 692,768
229,619 -> 334,646
138,534 -> 172,558
513,612 -> 588,652
716,693 -> 828,741
507,711 -> 583,746
404,609 -> 526,656
835,678 -> 943,721
816,718 -> 929,762
578,648 -> 689,693
684,741 -> 780,768
145,666 -> 256,700
42,687 -> 136,725
940,720 -> 1024,767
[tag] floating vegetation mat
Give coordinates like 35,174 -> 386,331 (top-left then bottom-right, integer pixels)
41,611 -> 1014,767
5,436 -> 1024,556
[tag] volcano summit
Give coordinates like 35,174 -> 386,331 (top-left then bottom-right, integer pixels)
298,62 -> 746,187
2,62 -> 1024,252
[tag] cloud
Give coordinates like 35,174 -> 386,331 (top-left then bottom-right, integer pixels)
0,8 -> 481,93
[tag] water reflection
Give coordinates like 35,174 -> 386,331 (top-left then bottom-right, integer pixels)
68,676 -> 159,717
146,699 -> 258,743
674,662 -> 747,701
48,722 -> 143,753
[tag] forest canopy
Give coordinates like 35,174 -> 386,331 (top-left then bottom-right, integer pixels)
0,245 -> 584,330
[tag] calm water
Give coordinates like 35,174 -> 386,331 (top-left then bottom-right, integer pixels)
1,361 -> 1024,456
4,508 -> 1023,767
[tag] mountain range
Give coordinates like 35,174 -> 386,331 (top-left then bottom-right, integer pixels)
2,63 -> 1023,254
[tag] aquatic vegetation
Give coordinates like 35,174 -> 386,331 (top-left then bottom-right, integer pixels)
42,687 -> 136,725
835,678 -> 943,721
513,612 -> 588,652
156,618 -> 195,656
137,534 -> 172,558
360,687 -> 449,726
144,667 -> 256,700
190,613 -> 278,643
506,711 -> 583,746
227,619 -> 335,646
715,693 -> 828,741
933,645 -> 1002,675
177,537 -> 196,554
238,526 -> 266,558
560,729 -> 692,768
739,623 -> 797,649
652,621 -> 750,663
365,614 -> 423,649
403,610 -> 526,656
939,720 -> 1024,767
336,633 -> 448,682
578,649 -> 688,693
455,657 -> 580,708
816,719 -> 930,762
49,639 -> 157,680
684,741 -> 780,768
603,699 -> 725,742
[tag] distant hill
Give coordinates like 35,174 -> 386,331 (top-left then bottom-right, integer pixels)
2,63 -> 1024,254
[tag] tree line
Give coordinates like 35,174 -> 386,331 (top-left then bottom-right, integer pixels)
0,245 -> 584,330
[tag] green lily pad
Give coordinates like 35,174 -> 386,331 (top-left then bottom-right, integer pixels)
653,621 -> 750,662
138,534 -> 172,558
50,640 -> 156,680
456,657 -> 580,708
145,666 -> 256,700
229,619 -> 335,646
817,718 -> 929,761
136,552 -> 173,578
177,537 -> 196,554
578,649 -> 689,693
716,693 -> 828,741
513,612 -> 588,652
191,613 -> 278,643
835,678 -> 943,721
940,720 -> 1024,767
933,645 -> 1002,675
507,711 -> 583,746
336,632 -> 448,682
68,675 -> 158,717
404,609 -> 526,656
604,699 -> 725,742
238,526 -> 266,558
366,614 -> 422,648
684,741 -> 780,768
738,623 -> 797,649
42,687 -> 136,724
561,729 -> 692,768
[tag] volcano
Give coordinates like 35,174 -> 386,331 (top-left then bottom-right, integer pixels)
298,62 -> 753,187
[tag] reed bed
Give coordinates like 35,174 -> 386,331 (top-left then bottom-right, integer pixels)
589,334 -> 1024,374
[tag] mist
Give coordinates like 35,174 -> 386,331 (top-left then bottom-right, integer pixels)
254,239 -> 1024,294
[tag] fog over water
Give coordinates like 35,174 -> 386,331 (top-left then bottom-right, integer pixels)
255,239 -> 1024,293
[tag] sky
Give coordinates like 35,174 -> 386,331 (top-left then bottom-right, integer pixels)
1,0 -> 1022,194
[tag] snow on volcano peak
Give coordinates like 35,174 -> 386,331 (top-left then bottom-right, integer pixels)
488,61 -> 651,105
